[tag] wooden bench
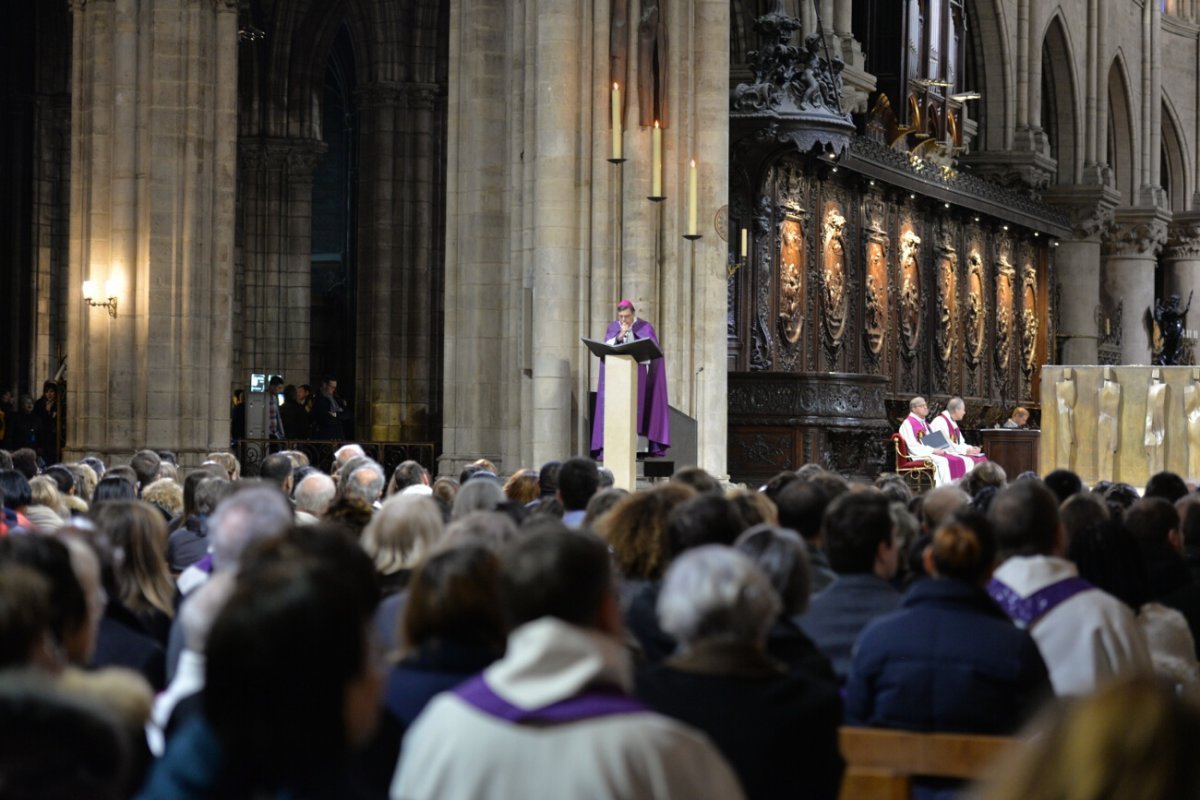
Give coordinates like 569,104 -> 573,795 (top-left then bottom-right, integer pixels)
838,726 -> 1017,800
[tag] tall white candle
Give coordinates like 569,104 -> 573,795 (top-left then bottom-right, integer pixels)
687,160 -> 698,235
741,228 -> 748,258
611,83 -> 622,160
651,121 -> 662,196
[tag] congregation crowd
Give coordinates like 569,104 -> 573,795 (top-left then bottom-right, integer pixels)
3,436 -> 1200,798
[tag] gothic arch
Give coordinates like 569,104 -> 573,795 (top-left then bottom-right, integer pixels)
1107,53 -> 1137,203
964,0 -> 1013,150
1161,92 -> 1191,211
1040,12 -> 1082,185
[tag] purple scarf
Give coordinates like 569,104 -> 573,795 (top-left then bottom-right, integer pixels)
455,675 -> 648,725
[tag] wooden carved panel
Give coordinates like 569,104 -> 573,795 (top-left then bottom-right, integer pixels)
864,237 -> 888,356
935,235 -> 957,372
995,244 -> 1015,376
1021,258 -> 1039,376
821,202 -> 849,348
898,221 -> 922,359
965,248 -> 985,367
778,215 -> 806,345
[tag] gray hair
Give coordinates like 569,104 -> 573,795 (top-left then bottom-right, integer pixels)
294,473 -> 336,517
909,396 -> 927,411
334,444 -> 365,471
452,478 -> 506,519
209,486 -> 293,572
947,396 -> 965,413
361,494 -> 444,573
438,511 -> 520,552
342,461 -> 386,506
657,545 -> 780,649
734,524 -> 811,616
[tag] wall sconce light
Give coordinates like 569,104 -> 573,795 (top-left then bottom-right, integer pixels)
83,279 -> 118,318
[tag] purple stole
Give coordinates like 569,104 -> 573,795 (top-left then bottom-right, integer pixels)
938,412 -> 988,467
987,576 -> 1093,627
455,675 -> 648,725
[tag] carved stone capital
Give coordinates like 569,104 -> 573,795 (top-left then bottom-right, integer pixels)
214,0 -> 238,11
1164,214 -> 1200,261
1103,210 -> 1170,258
1042,184 -> 1120,241
405,84 -> 440,111
238,137 -> 327,175
355,83 -> 405,108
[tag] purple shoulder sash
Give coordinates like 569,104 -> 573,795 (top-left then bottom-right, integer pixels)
455,675 -> 648,725
987,576 -> 1093,627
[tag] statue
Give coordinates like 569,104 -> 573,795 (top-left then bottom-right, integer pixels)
821,207 -> 847,344
1145,368 -> 1167,475
1056,368 -> 1076,471
1097,368 -> 1121,482
1153,291 -> 1193,366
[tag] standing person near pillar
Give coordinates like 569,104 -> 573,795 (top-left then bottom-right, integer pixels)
590,300 -> 670,460
898,397 -> 966,487
312,377 -> 347,441
929,397 -> 988,477
32,381 -> 63,465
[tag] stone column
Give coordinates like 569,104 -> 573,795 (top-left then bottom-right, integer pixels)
1043,185 -> 1119,365
1102,210 -> 1169,365
235,137 -> 325,392
1163,216 -> 1200,328
67,0 -> 238,463
831,0 -> 874,113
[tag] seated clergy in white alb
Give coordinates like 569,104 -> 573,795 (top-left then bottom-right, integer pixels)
899,396 -> 969,487
928,397 -> 988,479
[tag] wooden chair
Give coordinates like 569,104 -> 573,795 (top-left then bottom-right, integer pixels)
890,433 -> 935,492
838,726 -> 1017,800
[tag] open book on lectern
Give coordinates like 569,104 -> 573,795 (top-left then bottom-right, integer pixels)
581,337 -> 663,363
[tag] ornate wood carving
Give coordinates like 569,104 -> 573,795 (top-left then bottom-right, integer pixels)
934,223 -> 957,374
778,215 -> 806,345
898,221 -> 922,359
821,202 -> 849,349
994,243 -> 1015,377
1020,258 -> 1039,376
965,248 -> 986,368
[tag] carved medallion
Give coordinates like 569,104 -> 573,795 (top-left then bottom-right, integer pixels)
898,224 -> 922,358
995,252 -> 1014,373
965,250 -> 986,367
821,203 -> 849,347
864,237 -> 888,355
1021,262 -> 1039,374
778,215 -> 806,345
935,249 -> 957,369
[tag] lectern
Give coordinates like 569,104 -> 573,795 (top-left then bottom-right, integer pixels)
583,336 -> 663,491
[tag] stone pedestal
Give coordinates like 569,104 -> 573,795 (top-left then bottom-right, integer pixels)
66,0 -> 238,464
1102,210 -> 1168,365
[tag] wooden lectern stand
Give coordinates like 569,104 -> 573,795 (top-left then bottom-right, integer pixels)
583,336 -> 663,491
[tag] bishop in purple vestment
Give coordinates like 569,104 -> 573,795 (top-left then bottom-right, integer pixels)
590,300 -> 671,459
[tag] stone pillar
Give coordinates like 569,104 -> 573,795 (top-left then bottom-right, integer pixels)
356,82 -> 444,443
1043,185 -> 1118,365
831,0 -> 874,113
235,137 -> 325,393
1163,216 -> 1200,327
1102,210 -> 1169,365
67,0 -> 238,463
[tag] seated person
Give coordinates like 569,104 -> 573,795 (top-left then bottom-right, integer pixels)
928,397 -> 987,477
1002,407 -> 1030,429
898,397 -> 965,487
637,546 -> 843,800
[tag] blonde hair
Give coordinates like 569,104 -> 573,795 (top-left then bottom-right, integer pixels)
142,478 -> 184,519
29,476 -> 68,519
361,494 -> 445,575
205,452 -> 241,481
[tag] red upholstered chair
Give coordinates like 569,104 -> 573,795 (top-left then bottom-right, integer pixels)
891,433 -> 935,492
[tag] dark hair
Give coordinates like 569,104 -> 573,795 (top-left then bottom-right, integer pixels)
1145,472 -> 1189,504
665,495 -> 747,561
92,476 -> 136,505
403,544 -> 506,655
259,453 -> 294,488
129,450 -> 162,488
761,471 -> 799,503
1068,520 -> 1151,610
774,480 -> 830,541
0,534 -> 89,655
0,566 -> 54,669
11,449 -> 38,480
501,529 -> 612,628
1103,483 -> 1141,521
157,451 -> 178,466
557,457 -> 600,511
389,460 -> 428,493
105,465 -> 138,487
823,491 -> 894,574
735,524 -> 811,616
670,466 -> 723,496
1043,469 -> 1084,504
1060,492 -> 1110,545
0,450 -> 11,471
988,481 -> 1061,558
182,470 -> 211,517
0,470 -> 32,509
537,461 -> 561,496
931,512 -> 996,584
583,488 -> 629,529
1123,497 -> 1180,547
80,456 -> 106,478
43,465 -> 76,496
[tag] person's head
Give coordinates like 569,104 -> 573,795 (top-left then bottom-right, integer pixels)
920,485 -> 971,531
909,396 -> 929,418
437,511 -> 521,552
988,480 -> 1063,560
387,460 -> 429,496
194,476 -> 233,517
18,395 -> 33,414
0,470 -> 32,510
1010,407 -> 1030,426
1103,483 -> 1141,521
657,546 -> 780,651
205,452 -> 241,481
582,487 -> 629,529
403,543 -> 506,657
502,469 -> 541,505
1145,471 -> 1190,504
664,494 -> 747,562
208,486 -> 294,572
597,466 -> 614,489
1067,520 -> 1151,610
501,529 -> 617,633
320,376 -> 338,397
28,476 -> 66,519
205,548 -> 381,783
343,462 -> 386,506
67,463 -> 97,503
874,475 -> 914,505
80,456 -> 106,480
537,461 -> 561,497
10,449 -> 37,480
267,375 -> 283,395
361,495 -> 444,575
0,565 -> 59,671
0,451 -> 11,472
0,534 -> 90,666
735,524 -> 812,616
976,678 -> 1200,800
556,457 -> 600,512
89,500 -> 175,619
1059,491 -> 1110,547
43,465 -> 76,496
729,490 -> 778,529
670,466 -> 723,496
1177,494 -> 1200,551
1124,497 -> 1182,552
40,381 -> 57,401
616,299 -> 635,326
823,490 -> 897,578
946,396 -> 966,421
333,444 -> 365,473
90,475 -> 136,506
452,477 -> 506,519
597,482 -> 696,581
141,478 -> 183,521
774,480 -> 830,543
259,453 -> 294,494
1043,469 -> 1084,505
294,472 -> 336,518
960,460 -> 1008,497
297,384 -> 312,404
926,513 -> 997,585
128,450 -> 161,491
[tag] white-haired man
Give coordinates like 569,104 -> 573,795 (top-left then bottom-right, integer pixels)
928,396 -> 988,478
898,396 -> 958,487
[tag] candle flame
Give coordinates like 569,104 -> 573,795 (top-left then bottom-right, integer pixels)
654,120 -> 660,129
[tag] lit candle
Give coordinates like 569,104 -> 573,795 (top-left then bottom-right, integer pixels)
687,160 -> 698,236
611,83 -> 622,160
83,279 -> 96,299
652,120 -> 662,197
740,228 -> 748,258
